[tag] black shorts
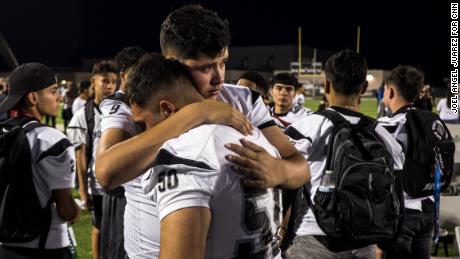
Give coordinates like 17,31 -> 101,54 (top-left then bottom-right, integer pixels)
100,187 -> 127,259
0,245 -> 72,259
91,194 -> 103,229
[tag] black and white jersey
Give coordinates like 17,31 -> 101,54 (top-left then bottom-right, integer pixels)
67,104 -> 104,195
378,105 -> 433,211
142,125 -> 280,259
219,84 -> 276,130
100,91 -> 139,136
2,119 -> 75,249
100,91 -> 160,258
285,107 -> 405,236
270,106 -> 312,129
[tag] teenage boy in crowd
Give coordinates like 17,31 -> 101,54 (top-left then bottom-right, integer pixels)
67,60 -> 117,259
282,50 -> 404,259
269,72 -> 311,129
0,63 -> 80,259
377,66 -> 434,259
96,5 -> 311,200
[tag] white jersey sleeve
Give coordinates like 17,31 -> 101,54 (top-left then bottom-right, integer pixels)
67,108 -> 88,147
375,124 -> 405,171
219,84 -> 276,129
100,91 -> 138,136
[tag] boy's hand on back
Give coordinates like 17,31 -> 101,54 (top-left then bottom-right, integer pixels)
190,100 -> 254,136
224,138 -> 283,189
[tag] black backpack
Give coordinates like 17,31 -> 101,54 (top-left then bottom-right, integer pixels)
303,109 -> 403,252
0,117 -> 53,248
403,109 -> 455,198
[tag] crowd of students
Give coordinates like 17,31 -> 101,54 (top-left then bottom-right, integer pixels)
0,4 -> 455,259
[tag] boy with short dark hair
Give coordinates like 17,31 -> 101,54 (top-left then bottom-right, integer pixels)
67,60 -> 117,259
283,50 -> 404,259
269,72 -> 311,128
378,66 -> 435,259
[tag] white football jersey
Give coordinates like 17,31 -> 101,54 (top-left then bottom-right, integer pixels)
67,103 -> 104,195
270,106 -> 312,129
377,105 -> 433,211
142,124 -> 280,259
219,84 -> 276,130
100,91 -> 161,259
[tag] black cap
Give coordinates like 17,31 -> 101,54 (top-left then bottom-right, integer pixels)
0,63 -> 57,113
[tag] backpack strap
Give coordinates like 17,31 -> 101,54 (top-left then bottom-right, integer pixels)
38,198 -> 54,249
314,108 -> 348,125
84,100 -> 95,166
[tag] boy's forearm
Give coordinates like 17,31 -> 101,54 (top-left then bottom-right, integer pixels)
95,105 -> 203,189
277,152 -> 310,189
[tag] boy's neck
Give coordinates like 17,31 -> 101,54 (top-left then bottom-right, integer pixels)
390,98 -> 411,113
17,109 -> 42,121
274,104 -> 291,114
329,94 -> 360,112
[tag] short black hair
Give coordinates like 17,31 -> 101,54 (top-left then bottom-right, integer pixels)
115,46 -> 147,72
92,60 -> 119,76
239,71 -> 269,95
79,80 -> 91,94
160,5 -> 231,59
386,66 -> 424,102
270,73 -> 299,89
324,49 -> 368,96
125,53 -> 201,111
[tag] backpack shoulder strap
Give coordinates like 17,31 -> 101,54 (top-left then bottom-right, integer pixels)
84,100 -> 95,165
314,108 -> 348,125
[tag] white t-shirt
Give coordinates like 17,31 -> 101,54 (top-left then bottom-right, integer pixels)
72,97 -> 86,115
437,98 -> 458,121
142,124 -> 279,259
2,120 -> 75,249
378,106 -> 434,211
67,103 -> 104,195
100,91 -> 160,259
270,106 -> 312,129
285,107 -> 405,236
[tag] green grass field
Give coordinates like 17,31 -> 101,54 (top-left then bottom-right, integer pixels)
303,97 -> 378,118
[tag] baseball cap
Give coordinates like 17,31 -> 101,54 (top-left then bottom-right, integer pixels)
0,63 -> 57,113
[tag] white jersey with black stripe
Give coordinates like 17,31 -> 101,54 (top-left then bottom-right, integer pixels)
100,91 -> 161,259
219,84 -> 276,130
142,125 -> 280,259
67,104 -> 104,195
285,107 -> 405,236
270,106 -> 312,129
2,119 -> 75,249
377,106 -> 433,211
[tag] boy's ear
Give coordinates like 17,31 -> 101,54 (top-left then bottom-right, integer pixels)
26,92 -> 38,106
389,87 -> 395,99
360,81 -> 369,94
325,80 -> 331,94
159,100 -> 176,118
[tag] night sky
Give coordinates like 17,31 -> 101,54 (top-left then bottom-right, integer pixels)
0,0 -> 451,86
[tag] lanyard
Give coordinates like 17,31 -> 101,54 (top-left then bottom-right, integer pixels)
433,147 -> 443,243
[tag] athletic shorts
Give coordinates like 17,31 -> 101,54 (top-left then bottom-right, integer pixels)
91,194 -> 103,229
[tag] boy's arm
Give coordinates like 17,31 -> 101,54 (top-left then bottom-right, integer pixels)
96,100 -> 253,189
95,128 -> 132,189
160,207 -> 211,259
75,145 -> 90,209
